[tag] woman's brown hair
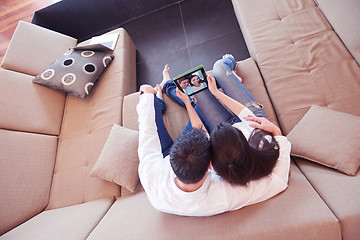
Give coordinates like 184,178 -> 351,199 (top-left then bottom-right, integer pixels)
210,122 -> 279,186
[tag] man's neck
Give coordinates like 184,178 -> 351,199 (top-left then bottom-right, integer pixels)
174,173 -> 207,193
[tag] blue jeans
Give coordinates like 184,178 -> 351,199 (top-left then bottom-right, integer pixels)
212,56 -> 265,119
196,56 -> 265,131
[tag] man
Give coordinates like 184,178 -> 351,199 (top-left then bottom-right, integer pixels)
137,83 -> 291,217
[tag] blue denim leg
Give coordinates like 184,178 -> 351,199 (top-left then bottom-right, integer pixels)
154,96 -> 173,157
162,79 -> 186,108
194,89 -> 237,132
213,57 -> 265,118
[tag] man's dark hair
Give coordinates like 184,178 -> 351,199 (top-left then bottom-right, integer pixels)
170,128 -> 211,184
210,122 -> 279,186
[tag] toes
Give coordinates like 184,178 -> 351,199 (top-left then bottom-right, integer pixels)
222,54 -> 234,59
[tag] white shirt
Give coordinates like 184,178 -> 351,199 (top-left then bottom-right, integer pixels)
137,93 -> 291,217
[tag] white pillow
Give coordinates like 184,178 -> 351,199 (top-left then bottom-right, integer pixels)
90,124 -> 139,192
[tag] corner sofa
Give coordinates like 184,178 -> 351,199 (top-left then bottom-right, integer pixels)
1,0 -> 359,239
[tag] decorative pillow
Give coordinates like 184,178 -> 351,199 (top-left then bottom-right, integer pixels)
33,49 -> 113,99
90,124 -> 140,193
287,105 -> 360,175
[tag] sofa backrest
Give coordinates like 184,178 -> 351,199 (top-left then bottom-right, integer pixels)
232,0 -> 360,134
46,28 -> 137,210
316,0 -> 360,66
0,21 -> 76,235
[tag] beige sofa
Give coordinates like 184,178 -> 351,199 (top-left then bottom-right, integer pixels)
0,21 -> 136,238
1,0 -> 359,239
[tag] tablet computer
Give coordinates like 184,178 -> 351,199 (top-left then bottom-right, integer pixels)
173,65 -> 208,96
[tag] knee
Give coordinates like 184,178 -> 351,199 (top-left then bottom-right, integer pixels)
213,57 -> 236,74
162,79 -> 174,91
213,59 -> 228,77
213,59 -> 226,72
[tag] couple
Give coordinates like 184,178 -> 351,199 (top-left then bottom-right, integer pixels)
137,55 -> 291,217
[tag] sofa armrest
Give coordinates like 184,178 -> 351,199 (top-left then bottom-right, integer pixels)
1,21 -> 77,76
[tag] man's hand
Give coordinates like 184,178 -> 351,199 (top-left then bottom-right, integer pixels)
139,84 -> 156,95
176,88 -> 191,106
244,115 -> 282,136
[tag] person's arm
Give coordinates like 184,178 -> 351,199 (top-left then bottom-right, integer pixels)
137,85 -> 164,191
207,75 -> 246,116
176,88 -> 207,133
244,115 -> 282,136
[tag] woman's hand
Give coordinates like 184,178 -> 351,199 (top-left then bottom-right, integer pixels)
207,75 -> 219,96
244,115 -> 282,136
176,88 -> 191,106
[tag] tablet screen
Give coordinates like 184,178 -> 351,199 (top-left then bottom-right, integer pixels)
173,65 -> 208,96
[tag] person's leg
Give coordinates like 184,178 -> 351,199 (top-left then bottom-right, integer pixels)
154,95 -> 173,157
213,56 -> 265,117
194,89 -> 238,132
162,79 -> 186,108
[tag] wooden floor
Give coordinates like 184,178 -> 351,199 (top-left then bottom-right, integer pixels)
0,0 -> 60,63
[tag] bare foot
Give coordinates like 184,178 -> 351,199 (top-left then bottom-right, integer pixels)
160,64 -> 171,88
155,84 -> 163,99
222,54 -> 242,82
222,54 -> 234,59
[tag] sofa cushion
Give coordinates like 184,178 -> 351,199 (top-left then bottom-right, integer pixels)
0,129 -> 57,235
1,21 -> 77,76
0,198 -> 114,240
90,124 -> 140,193
0,69 -> 66,135
296,159 -> 360,240
87,162 -> 341,240
33,49 -> 114,99
287,105 -> 360,175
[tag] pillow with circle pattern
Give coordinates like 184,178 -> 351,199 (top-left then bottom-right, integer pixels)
33,49 -> 114,99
